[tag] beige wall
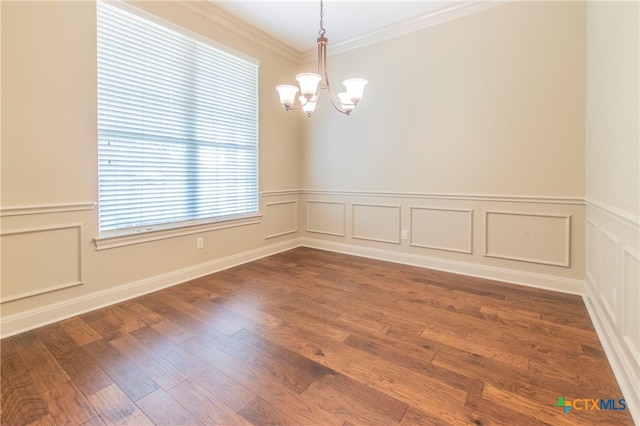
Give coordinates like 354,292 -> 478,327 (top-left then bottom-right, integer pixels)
584,1 -> 640,421
303,1 -> 585,197
300,1 -> 587,291
1,1 -> 302,334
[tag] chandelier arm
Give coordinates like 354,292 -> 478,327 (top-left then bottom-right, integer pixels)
317,36 -> 350,115
325,81 -> 350,115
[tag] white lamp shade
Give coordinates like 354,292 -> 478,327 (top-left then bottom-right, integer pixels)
337,92 -> 355,113
299,95 -> 317,117
276,85 -> 299,109
343,78 -> 368,103
296,73 -> 322,99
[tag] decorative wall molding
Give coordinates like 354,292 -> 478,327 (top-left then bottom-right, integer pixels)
484,211 -> 571,267
1,224 -> 83,303
622,247 -> 639,353
584,288 -> 640,424
175,1 -> 301,62
585,218 -> 600,287
301,237 -> 584,295
586,198 -> 640,231
352,203 -> 401,244
0,202 -> 96,217
0,239 -> 301,339
259,189 -> 584,205
301,1 -> 511,62
585,202 -> 640,424
265,200 -> 298,239
302,189 -> 584,205
94,214 -> 262,251
598,228 -> 621,324
306,200 -> 346,237
261,189 -> 303,197
410,206 -> 473,254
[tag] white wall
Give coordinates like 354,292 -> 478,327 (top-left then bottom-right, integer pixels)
584,1 -> 640,422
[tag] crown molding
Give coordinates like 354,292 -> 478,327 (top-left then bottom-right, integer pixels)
168,1 -> 510,64
178,1 -> 302,63
301,1 -> 510,63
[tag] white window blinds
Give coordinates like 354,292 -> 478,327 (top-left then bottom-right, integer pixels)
97,1 -> 259,234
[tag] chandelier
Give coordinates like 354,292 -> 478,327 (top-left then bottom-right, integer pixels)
275,0 -> 368,117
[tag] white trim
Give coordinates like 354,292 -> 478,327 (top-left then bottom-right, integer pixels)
583,287 -> 640,425
301,1 -> 510,62
0,202 -> 96,217
622,246 -> 639,340
261,189 -> 303,197
483,210 -> 572,267
300,238 -> 584,295
598,228 -> 621,325
351,203 -> 401,245
409,206 -> 474,254
586,198 -> 640,231
305,200 -> 346,237
302,189 -> 584,205
176,0 -> 301,63
0,223 -> 84,303
94,215 -> 262,251
245,189 -> 584,205
0,239 -> 299,339
265,200 -> 298,239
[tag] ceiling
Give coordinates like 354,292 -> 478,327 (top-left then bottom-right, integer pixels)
209,1 -> 459,53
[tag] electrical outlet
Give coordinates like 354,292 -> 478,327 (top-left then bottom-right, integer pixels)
402,229 -> 408,240
196,237 -> 204,249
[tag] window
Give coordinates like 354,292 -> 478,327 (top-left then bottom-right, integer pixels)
97,1 -> 259,236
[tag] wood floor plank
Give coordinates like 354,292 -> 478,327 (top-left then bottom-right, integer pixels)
59,317 -> 103,347
302,370 -> 409,425
181,336 -> 345,425
0,338 -> 50,425
86,384 -> 153,425
168,380 -> 252,426
109,333 -> 188,391
83,340 -> 159,402
1,248 -> 633,425
55,348 -> 113,398
238,396 -> 301,425
135,388 -> 201,425
130,326 -> 256,412
41,382 -> 96,425
10,333 -> 70,393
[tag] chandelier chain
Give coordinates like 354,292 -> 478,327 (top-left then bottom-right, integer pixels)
319,0 -> 326,37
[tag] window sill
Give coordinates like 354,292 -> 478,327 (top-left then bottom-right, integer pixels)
94,214 -> 262,251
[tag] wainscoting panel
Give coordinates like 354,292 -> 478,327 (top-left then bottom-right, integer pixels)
265,200 -> 297,239
410,207 -> 472,253
599,229 -> 621,324
623,247 -> 639,358
306,200 -> 345,236
586,218 -> 599,287
484,211 -> 571,267
584,200 -> 640,422
352,203 -> 400,244
1,224 -> 83,303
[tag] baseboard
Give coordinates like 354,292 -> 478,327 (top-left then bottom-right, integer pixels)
583,284 -> 640,425
300,238 -> 584,295
0,239 -> 300,339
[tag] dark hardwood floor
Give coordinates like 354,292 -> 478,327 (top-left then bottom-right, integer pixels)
1,247 -> 634,425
